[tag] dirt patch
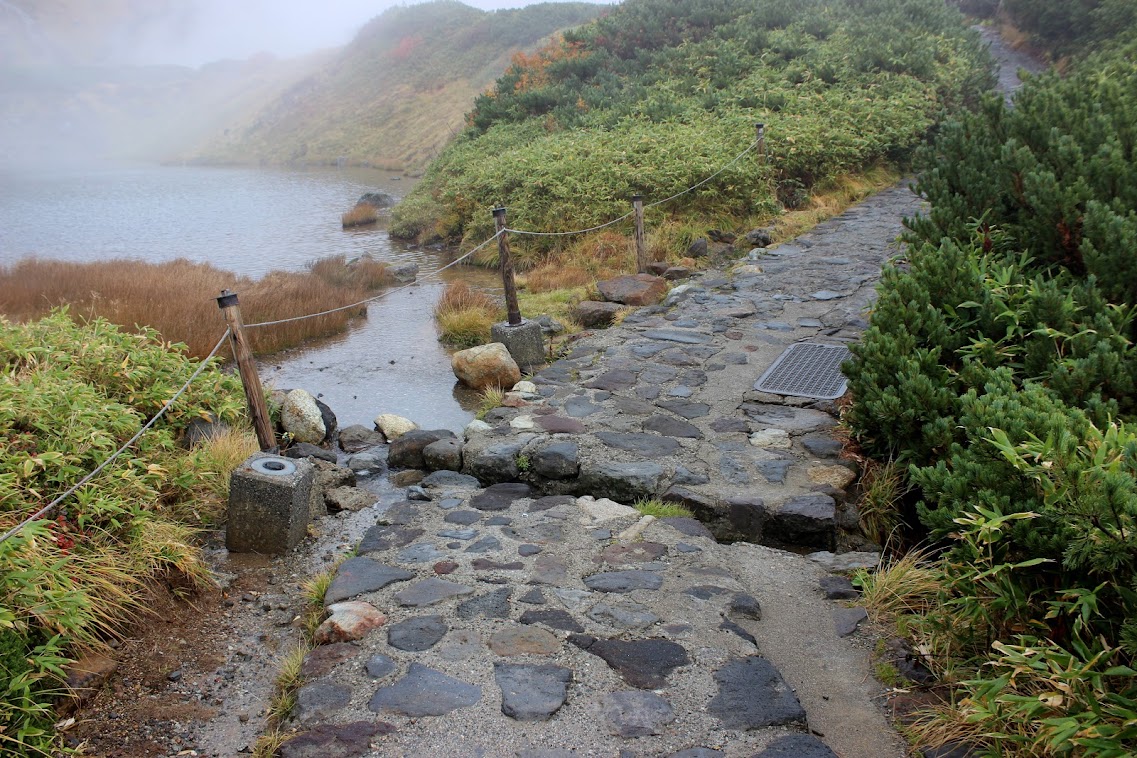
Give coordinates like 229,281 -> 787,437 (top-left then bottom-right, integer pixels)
67,548 -> 286,757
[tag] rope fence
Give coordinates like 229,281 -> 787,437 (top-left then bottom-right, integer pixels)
0,329 -> 233,546
1,124 -> 767,545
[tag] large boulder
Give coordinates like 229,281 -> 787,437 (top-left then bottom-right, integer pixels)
282,389 -> 327,444
358,191 -> 395,209
452,343 -> 521,391
596,275 -> 668,307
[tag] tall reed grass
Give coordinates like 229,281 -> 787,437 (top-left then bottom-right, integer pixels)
433,281 -> 503,348
0,255 -> 395,358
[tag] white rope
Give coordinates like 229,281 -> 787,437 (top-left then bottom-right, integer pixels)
245,231 -> 502,329
505,211 -> 634,237
645,140 -> 759,209
0,329 -> 233,546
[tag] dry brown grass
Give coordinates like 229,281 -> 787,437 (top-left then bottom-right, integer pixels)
0,256 -> 396,359
341,202 -> 379,228
434,281 -> 503,348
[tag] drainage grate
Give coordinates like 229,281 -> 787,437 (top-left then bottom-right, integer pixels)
753,343 -> 852,399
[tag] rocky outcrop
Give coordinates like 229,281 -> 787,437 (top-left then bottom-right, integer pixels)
451,343 -> 521,391
596,274 -> 668,306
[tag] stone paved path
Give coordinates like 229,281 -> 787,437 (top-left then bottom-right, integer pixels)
280,188 -> 924,758
280,30 -> 1041,758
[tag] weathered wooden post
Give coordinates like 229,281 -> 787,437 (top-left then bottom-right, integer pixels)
489,207 -> 544,371
632,194 -> 648,273
492,207 -> 522,326
755,122 -> 766,163
216,290 -> 276,451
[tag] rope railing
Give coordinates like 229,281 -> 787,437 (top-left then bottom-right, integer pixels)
0,329 -> 233,546
0,126 -> 769,544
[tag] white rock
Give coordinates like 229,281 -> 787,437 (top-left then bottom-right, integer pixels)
509,415 -> 536,430
808,551 -> 881,572
577,496 -> 639,523
617,515 -> 656,542
512,380 -> 538,394
749,429 -> 791,448
374,413 -> 417,440
664,284 -> 695,306
281,389 -> 326,444
733,264 -> 764,275
464,420 -> 492,439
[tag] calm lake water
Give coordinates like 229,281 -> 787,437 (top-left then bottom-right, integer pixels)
0,162 -> 495,430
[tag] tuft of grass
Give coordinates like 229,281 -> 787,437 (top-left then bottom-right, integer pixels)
182,426 -> 260,507
475,387 -> 505,420
854,550 -> 939,625
267,639 -> 310,724
0,256 -> 398,359
341,202 -> 379,228
857,460 -> 905,547
633,498 -> 693,519
434,281 -> 503,348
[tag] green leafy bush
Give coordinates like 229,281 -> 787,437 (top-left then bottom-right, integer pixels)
0,312 -> 248,755
392,0 -> 994,247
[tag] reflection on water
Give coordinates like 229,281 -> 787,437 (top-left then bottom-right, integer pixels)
0,162 -> 502,431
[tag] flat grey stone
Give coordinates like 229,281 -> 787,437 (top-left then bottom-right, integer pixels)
387,615 -> 448,652
444,510 -> 481,526
588,601 -> 659,630
532,554 -> 569,584
394,578 -> 474,607
364,654 -> 397,679
707,656 -> 805,728
729,593 -> 763,621
368,662 -> 481,717
577,462 -> 667,502
595,432 -> 680,458
437,528 -> 477,540
644,415 -> 703,439
519,588 -> 546,604
495,663 -> 572,722
584,571 -> 664,593
743,405 -> 836,434
709,417 -> 749,433
465,535 -> 502,553
811,290 -> 845,300
553,589 -> 592,609
767,495 -> 836,549
584,370 -> 638,391
603,690 -> 675,737
569,636 -> 690,689
300,643 -> 359,679
457,588 -> 512,620
533,442 -> 580,479
396,543 -> 448,564
642,329 -> 713,344
487,515 -> 512,526
470,482 -> 533,512
613,397 -> 657,415
754,734 -> 838,757
520,608 -> 585,633
667,385 -> 693,398
755,458 -> 792,484
630,341 -> 672,357
720,454 -> 751,484
564,397 -> 604,417
530,495 -> 575,512
676,542 -> 701,553
820,575 -> 860,600
801,434 -> 843,458
684,585 -> 731,601
654,400 -> 711,421
357,525 -> 424,554
669,749 -> 724,758
833,606 -> 868,637
659,517 -> 714,539
420,470 -> 480,489
720,618 -> 757,646
438,498 -> 463,510
296,682 -> 353,725
641,365 -> 679,384
519,545 -> 543,557
324,558 -> 415,605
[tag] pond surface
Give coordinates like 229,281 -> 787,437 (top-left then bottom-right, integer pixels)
0,162 -> 496,430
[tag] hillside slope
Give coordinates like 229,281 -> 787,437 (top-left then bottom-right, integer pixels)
391,0 -> 995,246
196,1 -> 603,172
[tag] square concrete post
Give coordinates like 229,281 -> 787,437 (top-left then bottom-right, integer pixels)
227,453 -> 314,554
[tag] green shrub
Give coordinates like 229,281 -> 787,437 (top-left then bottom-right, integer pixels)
392,0 -> 994,246
0,312 -> 248,755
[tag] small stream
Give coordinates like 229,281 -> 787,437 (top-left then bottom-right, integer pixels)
0,161 -> 498,431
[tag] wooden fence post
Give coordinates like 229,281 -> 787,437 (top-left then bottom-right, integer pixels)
632,194 -> 648,274
216,290 -> 276,451
755,122 -> 766,163
492,207 -> 522,326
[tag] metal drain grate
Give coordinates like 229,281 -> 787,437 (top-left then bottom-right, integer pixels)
753,343 -> 851,399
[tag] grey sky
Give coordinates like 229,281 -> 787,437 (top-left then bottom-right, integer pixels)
129,0 -> 613,67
